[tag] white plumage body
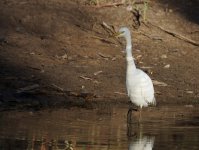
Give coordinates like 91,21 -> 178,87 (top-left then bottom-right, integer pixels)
126,58 -> 155,108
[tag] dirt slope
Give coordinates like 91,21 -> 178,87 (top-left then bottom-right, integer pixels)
0,0 -> 199,109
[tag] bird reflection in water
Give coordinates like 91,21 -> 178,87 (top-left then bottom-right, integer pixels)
127,122 -> 155,150
129,135 -> 155,150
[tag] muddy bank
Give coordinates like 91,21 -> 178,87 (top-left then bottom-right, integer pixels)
0,0 -> 199,110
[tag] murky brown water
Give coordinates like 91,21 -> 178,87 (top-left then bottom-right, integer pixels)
0,105 -> 199,150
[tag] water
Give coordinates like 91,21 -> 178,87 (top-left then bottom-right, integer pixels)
0,105 -> 199,150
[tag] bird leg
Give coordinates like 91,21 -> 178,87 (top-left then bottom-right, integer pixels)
127,105 -> 137,136
127,104 -> 138,124
127,108 -> 132,124
138,108 -> 142,125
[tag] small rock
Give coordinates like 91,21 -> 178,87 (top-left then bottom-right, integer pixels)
164,64 -> 170,68
126,5 -> 133,11
67,56 -> 73,60
169,9 -> 173,13
0,36 -> 7,44
181,50 -> 187,55
84,55 -> 89,59
61,54 -> 68,59
136,55 -> 142,59
161,54 -> 167,59
155,91 -> 161,95
30,52 -> 35,55
185,105 -> 194,108
186,91 -> 193,94
112,57 -> 117,61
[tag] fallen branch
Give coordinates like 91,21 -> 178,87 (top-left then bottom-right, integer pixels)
148,21 -> 199,46
17,84 -> 40,94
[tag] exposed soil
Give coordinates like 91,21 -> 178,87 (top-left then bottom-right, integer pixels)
0,0 -> 199,110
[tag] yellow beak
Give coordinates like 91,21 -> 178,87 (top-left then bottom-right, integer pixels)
113,31 -> 124,38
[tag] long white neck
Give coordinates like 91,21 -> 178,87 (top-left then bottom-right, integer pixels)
125,33 -> 136,70
125,34 -> 132,58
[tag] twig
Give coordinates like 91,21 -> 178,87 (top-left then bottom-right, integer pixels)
79,75 -> 100,84
51,84 -> 64,92
16,84 -> 40,94
152,80 -> 168,87
101,21 -> 123,46
90,35 -> 115,44
101,22 -> 115,35
80,75 -> 93,81
27,66 -> 41,71
98,52 -> 112,59
94,70 -> 103,76
140,66 -> 153,69
139,31 -> 163,41
148,21 -> 199,46
114,92 -> 127,95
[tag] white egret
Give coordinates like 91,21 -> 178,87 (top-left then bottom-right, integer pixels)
115,27 -> 156,123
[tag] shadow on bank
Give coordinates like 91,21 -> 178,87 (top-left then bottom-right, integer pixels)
158,0 -> 199,24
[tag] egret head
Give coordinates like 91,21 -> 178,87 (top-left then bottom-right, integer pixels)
115,27 -> 131,38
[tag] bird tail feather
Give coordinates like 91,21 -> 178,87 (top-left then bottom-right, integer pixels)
148,97 -> 156,106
